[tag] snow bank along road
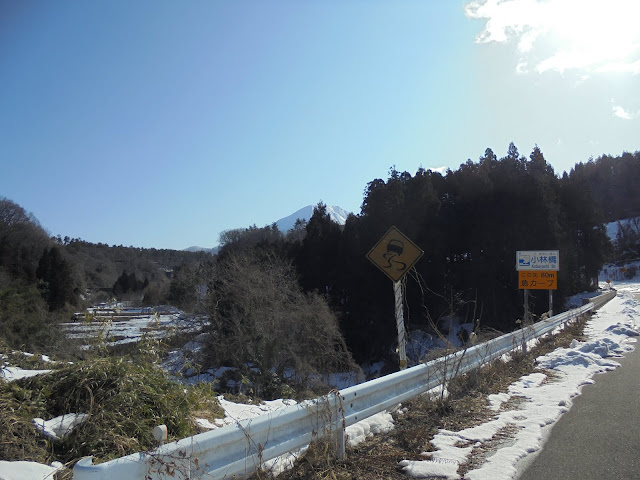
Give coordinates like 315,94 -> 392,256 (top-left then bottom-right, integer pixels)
518,283 -> 640,480
400,282 -> 640,480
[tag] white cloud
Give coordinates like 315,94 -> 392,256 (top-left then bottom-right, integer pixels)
516,61 -> 529,74
465,0 -> 548,47
598,60 -> 640,75
612,105 -> 639,120
465,0 -> 640,76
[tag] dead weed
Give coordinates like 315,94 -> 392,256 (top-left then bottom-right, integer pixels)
275,314 -> 589,479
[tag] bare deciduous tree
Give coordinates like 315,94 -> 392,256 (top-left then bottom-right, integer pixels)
204,250 -> 359,397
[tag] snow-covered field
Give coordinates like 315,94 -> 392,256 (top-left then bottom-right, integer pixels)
2,278 -> 639,480
62,309 -> 204,347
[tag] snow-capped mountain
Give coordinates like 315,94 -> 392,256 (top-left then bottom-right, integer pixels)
184,205 -> 351,252
275,205 -> 351,232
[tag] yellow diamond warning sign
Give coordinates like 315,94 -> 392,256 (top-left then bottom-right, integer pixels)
367,226 -> 424,282
518,270 -> 557,290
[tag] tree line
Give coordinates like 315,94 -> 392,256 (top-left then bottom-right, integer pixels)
0,197 -> 208,351
183,146 -> 635,367
1,146 -> 638,371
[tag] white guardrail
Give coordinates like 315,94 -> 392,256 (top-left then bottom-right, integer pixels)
73,290 -> 616,480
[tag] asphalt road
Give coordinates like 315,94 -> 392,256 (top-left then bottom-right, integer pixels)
517,341 -> 640,480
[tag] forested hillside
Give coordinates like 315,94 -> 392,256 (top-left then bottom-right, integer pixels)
0,197 -> 210,350
288,144 -> 616,362
61,239 -> 211,304
197,145 -> 635,364
0,198 -> 71,350
1,146 -> 638,366
568,151 -> 640,222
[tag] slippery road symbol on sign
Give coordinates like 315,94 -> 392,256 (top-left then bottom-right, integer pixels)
367,226 -> 424,282
384,239 -> 406,270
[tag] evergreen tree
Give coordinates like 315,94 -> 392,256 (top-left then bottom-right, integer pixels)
332,143 -> 614,361
112,270 -> 147,298
296,202 -> 343,293
36,247 -> 76,311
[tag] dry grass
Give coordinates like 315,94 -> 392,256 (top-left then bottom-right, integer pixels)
0,383 -> 50,464
276,314 -> 589,480
268,438 -> 418,480
0,313 -> 588,479
0,355 -> 224,476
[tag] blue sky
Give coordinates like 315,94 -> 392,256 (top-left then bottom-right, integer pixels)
1,1 -> 639,250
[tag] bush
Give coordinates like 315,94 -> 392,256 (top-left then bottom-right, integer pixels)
205,251 -> 360,398
0,282 -> 66,351
13,357 -> 221,464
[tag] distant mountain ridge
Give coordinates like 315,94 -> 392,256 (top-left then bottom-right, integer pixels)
184,246 -> 219,254
184,204 -> 351,252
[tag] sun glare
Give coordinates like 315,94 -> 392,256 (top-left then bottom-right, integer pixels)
467,0 -> 640,75
543,0 -> 640,72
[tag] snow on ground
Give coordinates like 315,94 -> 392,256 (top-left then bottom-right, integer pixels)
62,309 -> 203,348
193,281 -> 640,480
198,396 -> 394,449
406,321 -> 474,364
399,281 -> 640,480
32,414 -> 90,441
196,396 -> 312,476
164,337 -> 366,390
3,279 -> 639,479
195,396 -> 310,476
196,396 -> 298,430
0,461 -> 63,480
0,352 -> 54,381
0,366 -> 52,381
193,394 -> 395,475
605,216 -> 639,243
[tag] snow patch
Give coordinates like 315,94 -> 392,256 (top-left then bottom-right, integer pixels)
32,413 -> 90,441
346,411 -> 394,446
400,285 -> 640,480
0,366 -> 51,381
0,461 -> 63,480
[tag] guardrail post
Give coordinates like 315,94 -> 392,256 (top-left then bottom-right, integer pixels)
333,392 -> 346,461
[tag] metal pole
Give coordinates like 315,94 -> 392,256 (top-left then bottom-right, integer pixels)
522,288 -> 529,353
549,289 -> 553,316
393,280 -> 408,370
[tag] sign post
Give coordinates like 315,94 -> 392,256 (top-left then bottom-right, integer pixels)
516,250 -> 559,322
393,280 -> 407,369
367,226 -> 424,370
